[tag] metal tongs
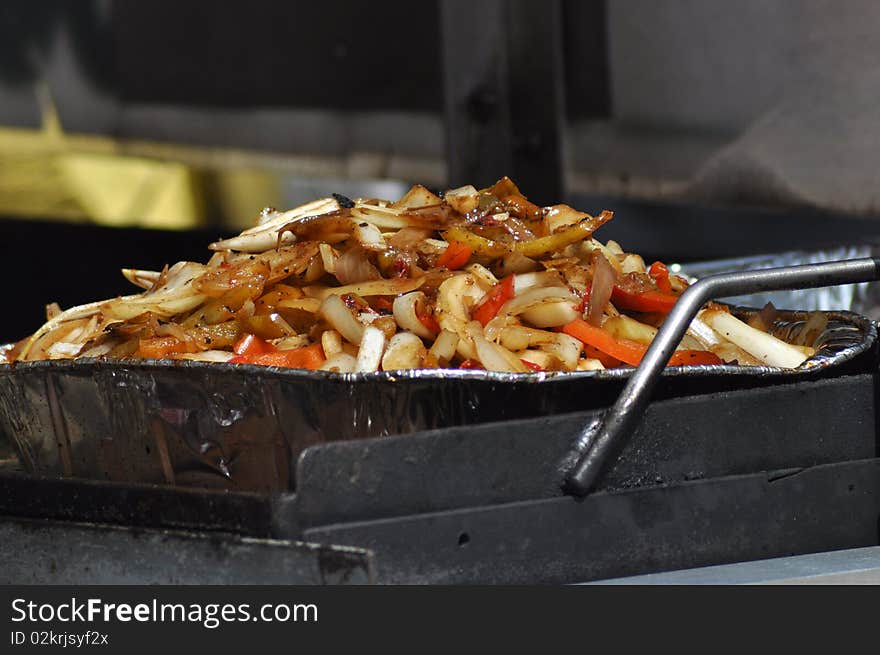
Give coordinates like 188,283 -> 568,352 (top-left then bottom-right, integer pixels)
561,257 -> 880,497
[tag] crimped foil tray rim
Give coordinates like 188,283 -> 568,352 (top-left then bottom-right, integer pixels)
1,308 -> 875,383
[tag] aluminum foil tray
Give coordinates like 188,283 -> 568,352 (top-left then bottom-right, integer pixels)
0,308 -> 875,493
678,245 -> 880,319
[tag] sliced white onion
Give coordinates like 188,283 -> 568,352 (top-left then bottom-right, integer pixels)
605,240 -> 625,256
521,302 -> 580,328
155,321 -> 190,342
321,330 -> 344,357
18,297 -> 119,360
393,291 -> 434,340
499,326 -> 532,351
333,247 -> 380,285
255,207 -> 278,226
176,350 -> 236,363
686,313 -> 758,364
585,239 -> 623,274
586,252 -> 616,326
688,313 -> 725,347
472,333 -> 529,373
428,329 -> 459,365
387,227 -> 433,250
518,349 -> 561,370
269,312 -> 296,336
355,202 -> 405,216
465,263 -> 499,290
78,342 -> 116,359
210,197 -> 340,252
122,268 -> 162,290
102,293 -> 208,322
603,314 -> 657,346
352,205 -> 418,229
436,274 -> 483,360
483,313 -> 518,343
47,342 -> 84,359
272,335 -> 310,350
513,271 -> 566,294
497,252 -> 539,275
302,255 -> 326,283
540,333 -> 583,370
309,276 -> 424,300
352,220 -> 387,250
355,326 -> 386,372
701,309 -> 810,368
709,341 -> 762,366
381,332 -> 426,371
444,185 -> 479,214
278,298 -> 322,313
496,286 -> 579,330
320,294 -> 365,345
239,298 -> 256,319
500,286 -> 577,318
320,352 -> 358,373
319,243 -> 338,274
577,358 -> 606,371
45,302 -> 62,320
391,184 -> 443,210
544,204 -> 588,234
620,253 -> 646,275
63,324 -> 87,344
101,261 -> 209,321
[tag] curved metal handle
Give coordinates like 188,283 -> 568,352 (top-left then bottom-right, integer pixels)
561,257 -> 880,497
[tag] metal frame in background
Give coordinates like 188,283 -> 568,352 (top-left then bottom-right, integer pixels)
441,0 -> 566,204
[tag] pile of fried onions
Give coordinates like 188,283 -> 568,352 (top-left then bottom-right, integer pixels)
3,177 -> 819,373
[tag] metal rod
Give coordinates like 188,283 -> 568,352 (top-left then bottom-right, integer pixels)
439,0 -> 565,202
561,257 -> 880,497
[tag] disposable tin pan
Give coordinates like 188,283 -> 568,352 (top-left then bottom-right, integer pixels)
0,308 -> 875,493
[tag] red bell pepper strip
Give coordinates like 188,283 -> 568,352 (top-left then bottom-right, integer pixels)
137,336 -> 189,359
229,344 -> 325,369
233,333 -> 275,357
582,343 -> 621,368
458,358 -> 483,369
436,242 -> 473,270
471,275 -> 515,326
648,261 -> 673,294
417,312 -> 441,335
667,350 -> 723,367
520,359 -> 545,372
371,296 -> 394,313
611,286 -> 678,314
230,334 -> 325,369
562,319 -> 721,368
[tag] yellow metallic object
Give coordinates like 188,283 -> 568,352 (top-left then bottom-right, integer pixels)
0,90 -> 203,229
56,153 -> 200,229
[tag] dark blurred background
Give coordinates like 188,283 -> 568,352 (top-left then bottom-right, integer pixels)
4,0 -> 880,341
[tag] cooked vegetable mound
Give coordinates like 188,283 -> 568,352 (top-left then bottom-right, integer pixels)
4,178 -> 816,372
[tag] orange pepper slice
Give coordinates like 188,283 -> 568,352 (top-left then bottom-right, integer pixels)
230,334 -> 325,369
436,242 -> 473,270
562,319 -> 721,368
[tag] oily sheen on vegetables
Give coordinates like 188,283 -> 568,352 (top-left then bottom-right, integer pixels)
4,178 -> 817,373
